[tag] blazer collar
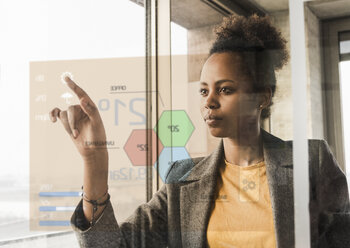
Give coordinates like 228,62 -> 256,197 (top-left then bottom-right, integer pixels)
179,128 -> 295,248
179,128 -> 291,182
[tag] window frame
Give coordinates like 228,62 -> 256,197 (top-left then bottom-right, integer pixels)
322,16 -> 350,172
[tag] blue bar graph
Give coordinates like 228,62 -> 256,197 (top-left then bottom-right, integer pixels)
39,191 -> 82,197
39,221 -> 71,226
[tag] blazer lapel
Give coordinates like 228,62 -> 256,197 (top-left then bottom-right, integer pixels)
178,128 -> 294,248
179,138 -> 225,248
262,129 -> 294,248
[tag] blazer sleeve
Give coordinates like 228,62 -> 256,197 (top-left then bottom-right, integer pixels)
70,183 -> 168,248
316,140 -> 350,247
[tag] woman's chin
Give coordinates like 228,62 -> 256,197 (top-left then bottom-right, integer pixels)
208,127 -> 227,138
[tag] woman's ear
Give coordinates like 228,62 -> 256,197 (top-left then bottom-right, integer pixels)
260,87 -> 272,108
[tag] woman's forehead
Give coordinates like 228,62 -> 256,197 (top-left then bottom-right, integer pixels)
206,52 -> 244,64
201,52 -> 251,80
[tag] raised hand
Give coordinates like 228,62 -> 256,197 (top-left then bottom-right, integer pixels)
49,76 -> 108,160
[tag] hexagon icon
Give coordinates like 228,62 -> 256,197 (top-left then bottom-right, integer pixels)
153,110 -> 194,147
124,129 -> 164,166
154,147 -> 191,182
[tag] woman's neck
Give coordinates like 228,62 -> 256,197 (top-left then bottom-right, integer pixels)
223,128 -> 264,167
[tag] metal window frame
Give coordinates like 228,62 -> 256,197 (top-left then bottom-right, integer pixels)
322,16 -> 350,172
145,0 -> 172,201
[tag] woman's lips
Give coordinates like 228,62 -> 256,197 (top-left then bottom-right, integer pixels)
204,115 -> 223,126
206,118 -> 222,126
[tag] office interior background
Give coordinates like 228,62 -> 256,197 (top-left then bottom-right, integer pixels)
0,0 -> 350,247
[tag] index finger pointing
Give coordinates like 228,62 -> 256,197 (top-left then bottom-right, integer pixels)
64,76 -> 91,101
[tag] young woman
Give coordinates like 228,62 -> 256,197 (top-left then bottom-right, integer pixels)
50,14 -> 350,248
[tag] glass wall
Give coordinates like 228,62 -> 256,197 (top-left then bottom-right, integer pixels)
1,0 -> 350,247
0,0 -> 147,246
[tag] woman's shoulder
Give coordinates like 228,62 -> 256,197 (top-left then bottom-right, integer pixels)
262,128 -> 328,149
287,138 -> 329,150
261,129 -> 334,161
281,136 -> 334,161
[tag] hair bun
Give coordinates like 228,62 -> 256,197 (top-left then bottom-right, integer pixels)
211,13 -> 289,71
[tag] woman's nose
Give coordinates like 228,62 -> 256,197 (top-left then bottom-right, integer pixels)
205,92 -> 219,109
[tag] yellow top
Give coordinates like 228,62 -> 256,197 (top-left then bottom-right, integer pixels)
206,159 -> 277,248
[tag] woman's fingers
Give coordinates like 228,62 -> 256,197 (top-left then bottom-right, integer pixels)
50,107 -> 61,122
64,77 -> 99,120
50,77 -> 102,140
50,105 -> 84,138
67,105 -> 80,138
57,110 -> 74,137
79,98 -> 98,121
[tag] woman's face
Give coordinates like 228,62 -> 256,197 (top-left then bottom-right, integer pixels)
199,52 -> 265,139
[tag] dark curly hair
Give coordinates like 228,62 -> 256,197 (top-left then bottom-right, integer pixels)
209,14 -> 289,119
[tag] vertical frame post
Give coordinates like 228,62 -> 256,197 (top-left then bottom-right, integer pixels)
145,0 -> 154,202
289,0 -> 311,246
154,0 -> 172,193
145,0 -> 172,201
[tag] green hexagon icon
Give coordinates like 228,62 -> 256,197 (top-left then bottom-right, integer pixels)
153,110 -> 194,147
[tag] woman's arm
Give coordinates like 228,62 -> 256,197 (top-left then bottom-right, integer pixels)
50,77 -> 169,247
71,183 -> 168,248
81,150 -> 109,225
50,76 -> 111,227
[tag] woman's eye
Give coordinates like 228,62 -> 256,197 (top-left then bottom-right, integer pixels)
199,89 -> 208,95
199,87 -> 233,95
220,87 -> 233,94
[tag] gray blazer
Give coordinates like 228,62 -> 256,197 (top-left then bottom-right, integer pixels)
70,129 -> 350,247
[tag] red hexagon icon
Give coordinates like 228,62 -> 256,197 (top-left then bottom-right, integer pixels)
124,129 -> 164,166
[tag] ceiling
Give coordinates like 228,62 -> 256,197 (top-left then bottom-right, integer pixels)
307,0 -> 350,20
249,0 -> 289,13
243,0 -> 350,20
170,0 -> 291,29
129,0 -> 350,30
171,0 -> 225,29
